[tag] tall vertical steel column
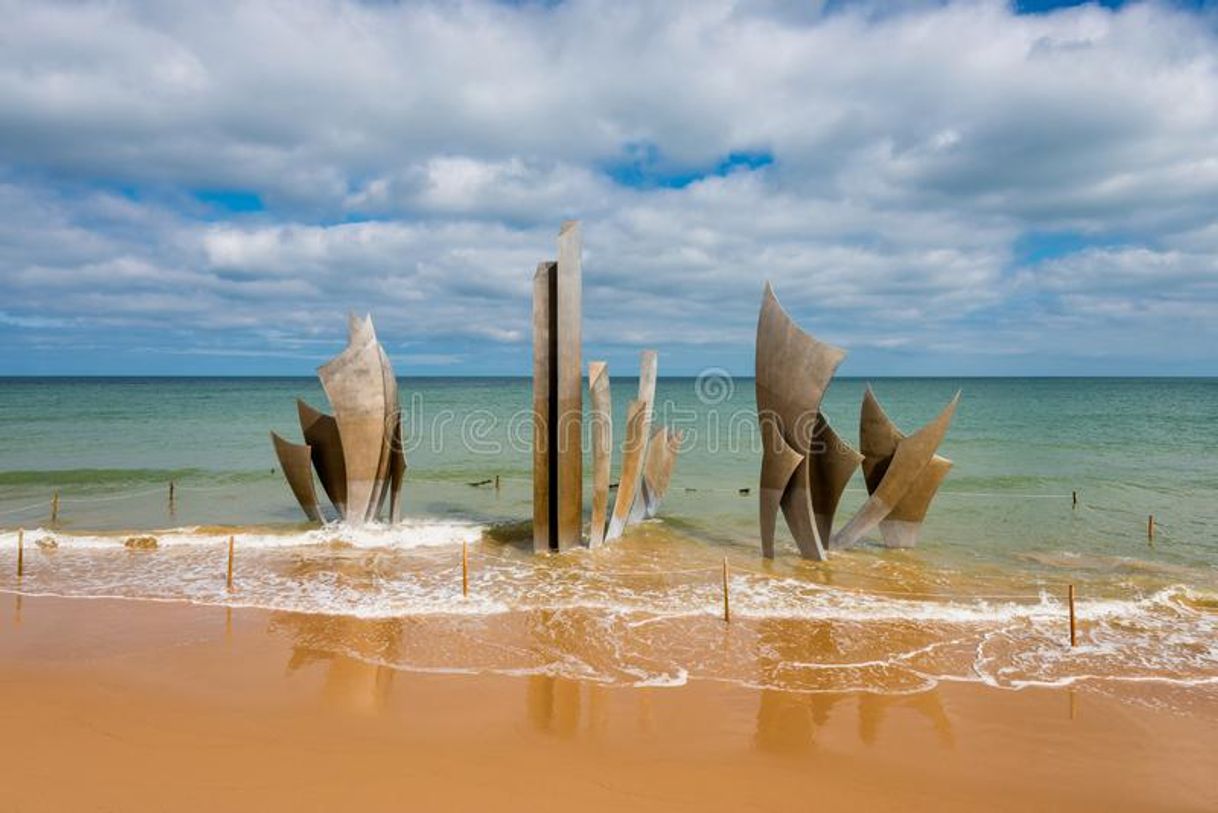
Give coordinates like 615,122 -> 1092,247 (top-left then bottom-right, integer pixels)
532,221 -> 583,552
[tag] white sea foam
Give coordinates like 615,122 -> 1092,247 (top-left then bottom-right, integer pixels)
0,520 -> 484,552
2,531 -> 1215,702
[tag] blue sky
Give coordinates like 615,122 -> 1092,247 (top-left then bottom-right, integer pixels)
1,0 -> 1217,376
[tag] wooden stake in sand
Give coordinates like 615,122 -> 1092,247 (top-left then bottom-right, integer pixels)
16,528 -> 23,579
51,491 -> 59,523
226,535 -> 235,590
722,557 -> 731,623
1147,514 -> 1155,543
1068,584 -> 1077,647
462,541 -> 469,598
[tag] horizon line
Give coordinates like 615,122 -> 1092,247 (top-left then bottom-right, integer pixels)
1,374 -> 1215,381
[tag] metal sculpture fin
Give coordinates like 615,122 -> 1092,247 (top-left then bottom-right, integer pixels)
270,432 -> 323,522
297,399 -> 347,519
809,414 -> 862,547
755,282 -> 847,559
607,350 -> 658,541
318,315 -> 387,523
831,391 -> 960,550
588,361 -> 612,547
630,426 -> 683,521
759,414 -> 805,559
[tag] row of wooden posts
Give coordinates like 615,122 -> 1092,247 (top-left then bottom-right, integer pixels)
38,484 -> 1158,544
16,484 -> 1137,648
16,528 -> 1083,646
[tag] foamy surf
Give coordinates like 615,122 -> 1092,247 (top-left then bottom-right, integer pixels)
2,527 -> 1215,705
0,520 -> 485,552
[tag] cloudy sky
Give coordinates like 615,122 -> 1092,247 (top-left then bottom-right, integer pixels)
1,0 -> 1216,376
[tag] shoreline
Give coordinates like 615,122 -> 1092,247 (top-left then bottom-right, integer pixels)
2,594 -> 1215,811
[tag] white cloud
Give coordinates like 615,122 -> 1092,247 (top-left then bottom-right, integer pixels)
0,0 -> 1216,373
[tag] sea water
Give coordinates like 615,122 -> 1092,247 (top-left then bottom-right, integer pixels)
1,376 -> 1215,701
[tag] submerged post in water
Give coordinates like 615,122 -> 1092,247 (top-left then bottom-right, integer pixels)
1068,584 -> 1077,647
226,536 -> 235,591
16,528 -> 23,578
722,557 -> 731,623
51,491 -> 59,524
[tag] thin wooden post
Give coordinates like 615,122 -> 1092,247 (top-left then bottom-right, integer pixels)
494,475 -> 500,494
1072,490 -> 1077,509
226,535 -> 235,590
16,528 -> 23,578
169,480 -> 176,507
1068,584 -> 1077,647
51,491 -> 59,523
722,557 -> 730,623
461,541 -> 469,597
1147,514 -> 1155,543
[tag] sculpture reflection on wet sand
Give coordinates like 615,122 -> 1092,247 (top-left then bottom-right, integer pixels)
755,282 -> 958,558
531,222 -> 680,551
271,314 -> 405,524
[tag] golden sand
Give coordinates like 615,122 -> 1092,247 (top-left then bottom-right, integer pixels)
0,594 -> 1214,812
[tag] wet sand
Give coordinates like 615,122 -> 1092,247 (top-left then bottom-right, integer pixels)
1,594 -> 1214,812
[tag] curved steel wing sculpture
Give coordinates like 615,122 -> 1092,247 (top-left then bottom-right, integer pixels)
637,349 -> 657,416
318,315 -> 387,523
297,399 -> 347,519
276,314 -> 406,526
809,414 -> 864,547
632,426 -> 682,521
588,361 -> 612,548
755,282 -> 849,560
386,413 -> 407,524
271,432 -> 323,522
606,350 -> 658,541
759,415 -> 805,559
831,387 -> 959,550
607,398 -> 647,540
882,454 -> 952,548
368,344 -> 400,523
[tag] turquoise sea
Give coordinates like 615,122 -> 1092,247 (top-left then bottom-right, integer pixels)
2,376 -> 1216,700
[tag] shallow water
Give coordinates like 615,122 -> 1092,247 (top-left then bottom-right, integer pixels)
1,376 -> 1216,701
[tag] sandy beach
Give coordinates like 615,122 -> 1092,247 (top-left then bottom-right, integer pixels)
1,593 -> 1213,812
